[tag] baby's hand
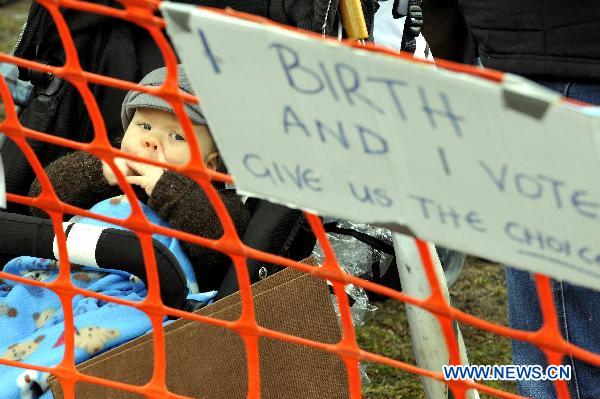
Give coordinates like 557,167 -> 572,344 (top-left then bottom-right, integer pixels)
102,158 -> 134,186
124,161 -> 165,196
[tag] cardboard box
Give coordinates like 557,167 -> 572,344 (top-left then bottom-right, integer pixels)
49,268 -> 349,398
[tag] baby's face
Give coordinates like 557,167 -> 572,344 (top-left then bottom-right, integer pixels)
120,108 -> 217,167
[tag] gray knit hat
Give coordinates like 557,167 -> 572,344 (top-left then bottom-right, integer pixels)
121,65 -> 206,130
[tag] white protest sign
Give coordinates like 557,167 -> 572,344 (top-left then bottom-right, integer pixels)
162,3 -> 600,291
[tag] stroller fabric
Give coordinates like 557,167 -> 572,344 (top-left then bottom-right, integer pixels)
0,196 -> 216,399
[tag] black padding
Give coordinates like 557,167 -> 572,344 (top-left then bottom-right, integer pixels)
0,211 -> 56,258
0,138 -> 44,215
96,228 -> 189,309
0,211 -> 188,309
215,200 -> 308,300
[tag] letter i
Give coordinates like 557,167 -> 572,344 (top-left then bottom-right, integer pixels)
197,29 -> 221,74
437,147 -> 452,176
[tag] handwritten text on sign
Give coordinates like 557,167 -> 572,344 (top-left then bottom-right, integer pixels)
163,3 -> 600,290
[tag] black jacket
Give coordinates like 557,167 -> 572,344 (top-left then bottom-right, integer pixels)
29,151 -> 250,292
459,0 -> 600,80
197,0 -> 378,37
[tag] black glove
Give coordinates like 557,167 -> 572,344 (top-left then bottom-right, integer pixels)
392,0 -> 406,19
399,0 -> 423,53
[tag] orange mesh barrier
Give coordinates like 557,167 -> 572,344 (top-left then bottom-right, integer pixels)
0,2 -> 599,398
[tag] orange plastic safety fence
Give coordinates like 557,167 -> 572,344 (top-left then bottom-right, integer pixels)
0,2 -> 599,399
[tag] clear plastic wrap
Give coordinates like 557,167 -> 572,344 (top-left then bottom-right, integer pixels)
312,231 -> 374,278
313,219 -> 394,278
328,283 -> 378,328
310,219 -> 396,383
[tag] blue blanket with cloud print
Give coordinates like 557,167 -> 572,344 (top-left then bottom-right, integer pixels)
0,196 -> 216,398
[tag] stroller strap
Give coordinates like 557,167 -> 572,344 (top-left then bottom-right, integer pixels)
0,211 -> 189,309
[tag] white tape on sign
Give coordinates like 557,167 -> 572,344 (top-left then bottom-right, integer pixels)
52,223 -> 104,267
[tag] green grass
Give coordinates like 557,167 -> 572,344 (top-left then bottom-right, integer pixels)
0,0 -> 29,54
357,257 -> 517,398
0,0 -> 30,119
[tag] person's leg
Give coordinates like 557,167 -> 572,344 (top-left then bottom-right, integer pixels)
506,267 -> 558,398
551,80 -> 600,399
507,80 -> 600,399
554,279 -> 600,399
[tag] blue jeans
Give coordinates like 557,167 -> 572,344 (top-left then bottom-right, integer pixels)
507,80 -> 600,399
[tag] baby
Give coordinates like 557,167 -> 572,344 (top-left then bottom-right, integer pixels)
29,65 -> 250,292
0,65 -> 249,398
103,67 -> 220,198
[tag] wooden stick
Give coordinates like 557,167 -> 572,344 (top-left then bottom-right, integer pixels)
339,0 -> 368,39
